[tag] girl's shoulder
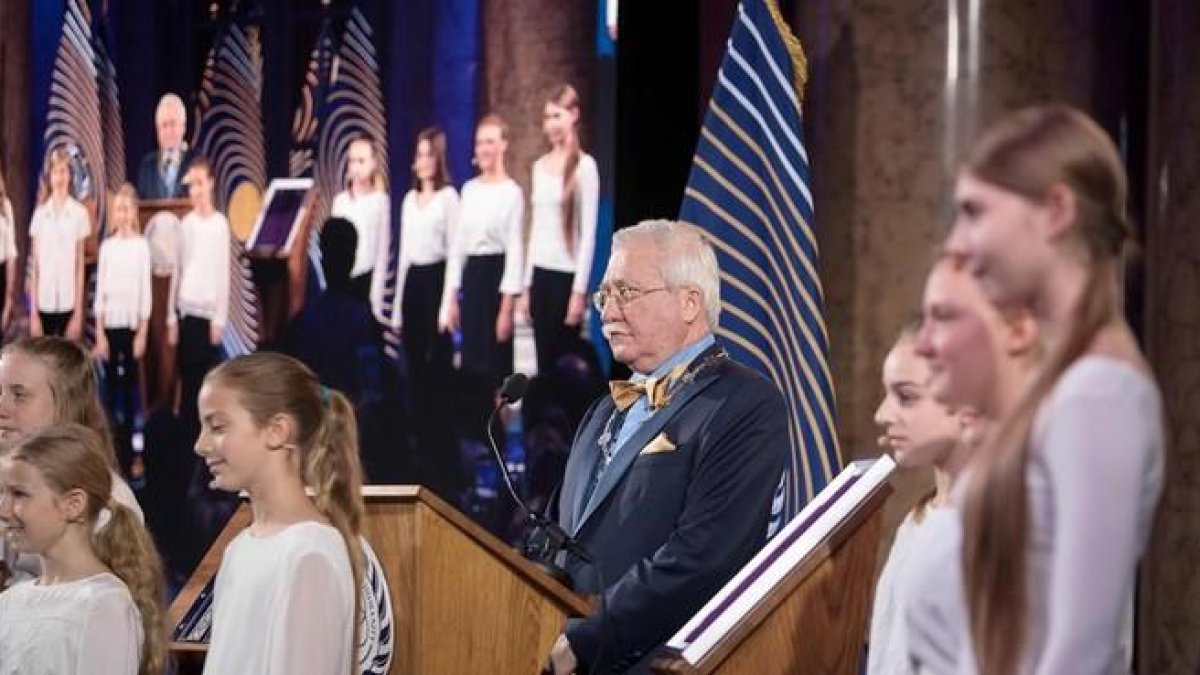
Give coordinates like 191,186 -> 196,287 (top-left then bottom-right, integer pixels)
1053,354 -> 1160,411
233,520 -> 346,556
2,573 -> 129,607
246,522 -> 352,580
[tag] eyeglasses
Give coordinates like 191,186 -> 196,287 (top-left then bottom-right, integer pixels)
592,284 -> 669,312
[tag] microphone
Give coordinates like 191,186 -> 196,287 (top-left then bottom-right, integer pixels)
499,372 -> 529,404
487,374 -> 593,590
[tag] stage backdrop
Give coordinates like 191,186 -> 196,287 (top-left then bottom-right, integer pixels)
28,0 -> 614,338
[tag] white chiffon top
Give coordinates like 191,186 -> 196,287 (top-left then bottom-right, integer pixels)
202,521 -> 355,675
0,572 -> 142,675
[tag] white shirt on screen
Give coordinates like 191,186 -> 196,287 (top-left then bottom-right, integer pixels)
444,177 -> 524,302
94,235 -> 153,330
0,572 -> 142,675
524,153 -> 599,293
331,189 -> 391,318
170,210 -> 231,328
29,196 -> 89,313
394,185 -> 458,328
202,521 -> 355,675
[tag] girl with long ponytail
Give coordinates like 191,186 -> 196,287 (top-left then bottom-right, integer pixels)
516,84 -> 601,375
195,351 -> 365,675
0,424 -> 167,675
906,106 -> 1164,675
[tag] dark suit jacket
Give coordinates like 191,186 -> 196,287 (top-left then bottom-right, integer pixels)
136,148 -> 194,200
554,343 -> 788,673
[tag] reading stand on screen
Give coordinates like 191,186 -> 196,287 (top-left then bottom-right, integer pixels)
245,178 -> 314,258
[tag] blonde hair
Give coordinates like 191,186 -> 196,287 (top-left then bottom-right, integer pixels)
8,424 -> 167,675
959,105 -> 1131,675
347,137 -> 388,193
37,146 -> 72,205
204,352 -> 365,664
110,183 -> 140,236
547,85 -> 583,256
477,113 -> 509,140
2,337 -> 117,469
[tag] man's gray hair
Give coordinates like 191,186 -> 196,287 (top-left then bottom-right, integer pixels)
613,219 -> 721,328
156,93 -> 186,125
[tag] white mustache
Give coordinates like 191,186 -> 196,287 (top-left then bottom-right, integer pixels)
601,324 -> 626,340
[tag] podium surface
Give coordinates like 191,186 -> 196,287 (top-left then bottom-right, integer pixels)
652,459 -> 895,675
169,485 -> 590,675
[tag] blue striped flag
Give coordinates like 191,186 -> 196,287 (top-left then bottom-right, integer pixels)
678,0 -> 840,521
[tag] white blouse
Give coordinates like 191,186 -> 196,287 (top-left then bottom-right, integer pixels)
0,198 -> 17,264
444,177 -> 524,300
203,521 -> 355,675
868,508 -> 934,675
331,189 -> 392,319
29,197 -> 89,313
905,356 -> 1164,675
170,210 -> 231,328
0,572 -> 142,675
524,154 -> 599,293
94,235 -> 153,330
394,186 -> 458,328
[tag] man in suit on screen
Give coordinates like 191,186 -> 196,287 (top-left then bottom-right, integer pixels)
544,219 -> 789,674
136,93 -> 193,200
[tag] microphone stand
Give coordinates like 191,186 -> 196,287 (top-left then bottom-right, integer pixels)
485,400 -> 591,591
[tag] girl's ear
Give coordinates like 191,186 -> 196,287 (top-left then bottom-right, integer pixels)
57,487 -> 89,523
264,413 -> 296,452
1003,310 -> 1040,358
1041,183 -> 1079,243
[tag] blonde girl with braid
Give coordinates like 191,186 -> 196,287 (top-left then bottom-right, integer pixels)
0,336 -> 145,589
195,351 -> 364,675
0,424 -> 167,675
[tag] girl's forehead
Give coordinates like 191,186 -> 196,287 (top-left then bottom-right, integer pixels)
0,353 -> 51,383
1,458 -> 40,484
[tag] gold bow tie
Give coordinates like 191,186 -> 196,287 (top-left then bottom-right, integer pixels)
609,365 -> 687,412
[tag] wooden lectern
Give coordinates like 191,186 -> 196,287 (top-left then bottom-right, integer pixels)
168,486 -> 591,675
651,459 -> 895,675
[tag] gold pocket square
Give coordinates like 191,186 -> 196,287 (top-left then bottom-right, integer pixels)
640,433 -> 676,456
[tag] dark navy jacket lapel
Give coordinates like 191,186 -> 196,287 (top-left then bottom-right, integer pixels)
558,398 -> 614,535
573,364 -> 723,536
